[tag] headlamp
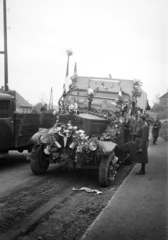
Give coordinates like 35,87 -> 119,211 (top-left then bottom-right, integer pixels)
89,142 -> 97,151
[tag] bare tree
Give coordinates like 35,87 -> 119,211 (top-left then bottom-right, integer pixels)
152,93 -> 162,112
39,93 -> 48,105
153,93 -> 160,105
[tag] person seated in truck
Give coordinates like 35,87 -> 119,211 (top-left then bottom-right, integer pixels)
40,104 -> 47,113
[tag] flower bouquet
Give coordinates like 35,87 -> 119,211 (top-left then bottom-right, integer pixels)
68,104 -> 77,114
33,121 -> 104,170
87,88 -> 94,102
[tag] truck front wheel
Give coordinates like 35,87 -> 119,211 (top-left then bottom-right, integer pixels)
99,152 -> 116,187
30,145 -> 49,175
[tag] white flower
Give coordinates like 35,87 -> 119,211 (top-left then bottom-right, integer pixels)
77,146 -> 82,152
69,142 -> 76,149
40,136 -> 47,143
44,146 -> 50,155
77,130 -> 85,134
69,104 -> 76,110
55,141 -> 61,148
119,118 -> 123,123
64,129 -> 70,134
88,88 -> 94,95
68,79 -> 72,86
80,133 -> 85,138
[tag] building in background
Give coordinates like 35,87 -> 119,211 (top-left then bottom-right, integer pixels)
159,92 -> 168,107
15,91 -> 32,113
0,87 -> 32,113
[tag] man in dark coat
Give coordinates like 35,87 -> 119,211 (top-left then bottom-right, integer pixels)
40,104 -> 47,113
152,116 -> 161,144
119,114 -> 149,175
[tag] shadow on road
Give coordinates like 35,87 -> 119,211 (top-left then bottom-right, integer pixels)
0,151 -> 29,169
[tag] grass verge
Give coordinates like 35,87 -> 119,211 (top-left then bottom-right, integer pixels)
159,121 -> 168,141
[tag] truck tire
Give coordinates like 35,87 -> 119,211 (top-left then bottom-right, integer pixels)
99,152 -> 116,187
30,145 -> 49,175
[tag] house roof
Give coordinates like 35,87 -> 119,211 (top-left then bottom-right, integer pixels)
16,91 -> 32,108
159,92 -> 168,99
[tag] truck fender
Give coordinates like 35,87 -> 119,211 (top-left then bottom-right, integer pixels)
30,132 -> 42,144
99,141 -> 117,156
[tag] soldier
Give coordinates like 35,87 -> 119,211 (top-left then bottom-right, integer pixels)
119,114 -> 149,175
152,115 -> 162,144
144,111 -> 151,127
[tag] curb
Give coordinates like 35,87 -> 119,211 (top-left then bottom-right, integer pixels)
80,163 -> 138,240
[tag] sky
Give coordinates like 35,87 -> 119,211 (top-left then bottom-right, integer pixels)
0,0 -> 167,107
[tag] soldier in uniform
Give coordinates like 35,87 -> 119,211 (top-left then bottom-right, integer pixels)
152,115 -> 162,144
119,114 -> 149,175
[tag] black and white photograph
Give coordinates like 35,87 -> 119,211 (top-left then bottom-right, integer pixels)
0,0 -> 167,239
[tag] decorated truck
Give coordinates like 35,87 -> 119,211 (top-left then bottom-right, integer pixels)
0,90 -> 54,159
30,76 -> 147,187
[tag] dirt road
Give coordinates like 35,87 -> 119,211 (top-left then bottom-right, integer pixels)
0,151 -> 134,240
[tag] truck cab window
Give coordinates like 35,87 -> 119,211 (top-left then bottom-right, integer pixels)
0,100 -> 10,118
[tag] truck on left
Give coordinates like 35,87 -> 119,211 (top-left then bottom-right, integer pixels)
0,90 -> 54,159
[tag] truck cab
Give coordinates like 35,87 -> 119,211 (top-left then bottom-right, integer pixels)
0,91 -> 54,158
0,92 -> 15,156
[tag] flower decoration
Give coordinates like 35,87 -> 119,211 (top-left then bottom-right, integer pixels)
69,83 -> 75,90
100,115 -> 124,142
87,87 -> 94,102
33,121 -> 104,169
58,96 -> 65,114
69,76 -> 76,91
70,75 -> 77,82
68,103 -> 77,114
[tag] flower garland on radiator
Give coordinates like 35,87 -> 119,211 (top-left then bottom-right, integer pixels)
34,121 -> 104,169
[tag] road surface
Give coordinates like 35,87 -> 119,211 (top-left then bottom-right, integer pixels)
0,150 -> 134,240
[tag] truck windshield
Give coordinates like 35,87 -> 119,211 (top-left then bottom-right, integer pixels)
0,100 -> 10,118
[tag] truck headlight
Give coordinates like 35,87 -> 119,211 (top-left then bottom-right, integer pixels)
89,142 -> 97,151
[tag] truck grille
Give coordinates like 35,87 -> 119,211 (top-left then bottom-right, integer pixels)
59,114 -> 83,130
59,115 -> 83,124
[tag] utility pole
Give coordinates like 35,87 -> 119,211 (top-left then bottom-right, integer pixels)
0,0 -> 9,90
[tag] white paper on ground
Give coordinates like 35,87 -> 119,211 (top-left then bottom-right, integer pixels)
72,187 -> 103,195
